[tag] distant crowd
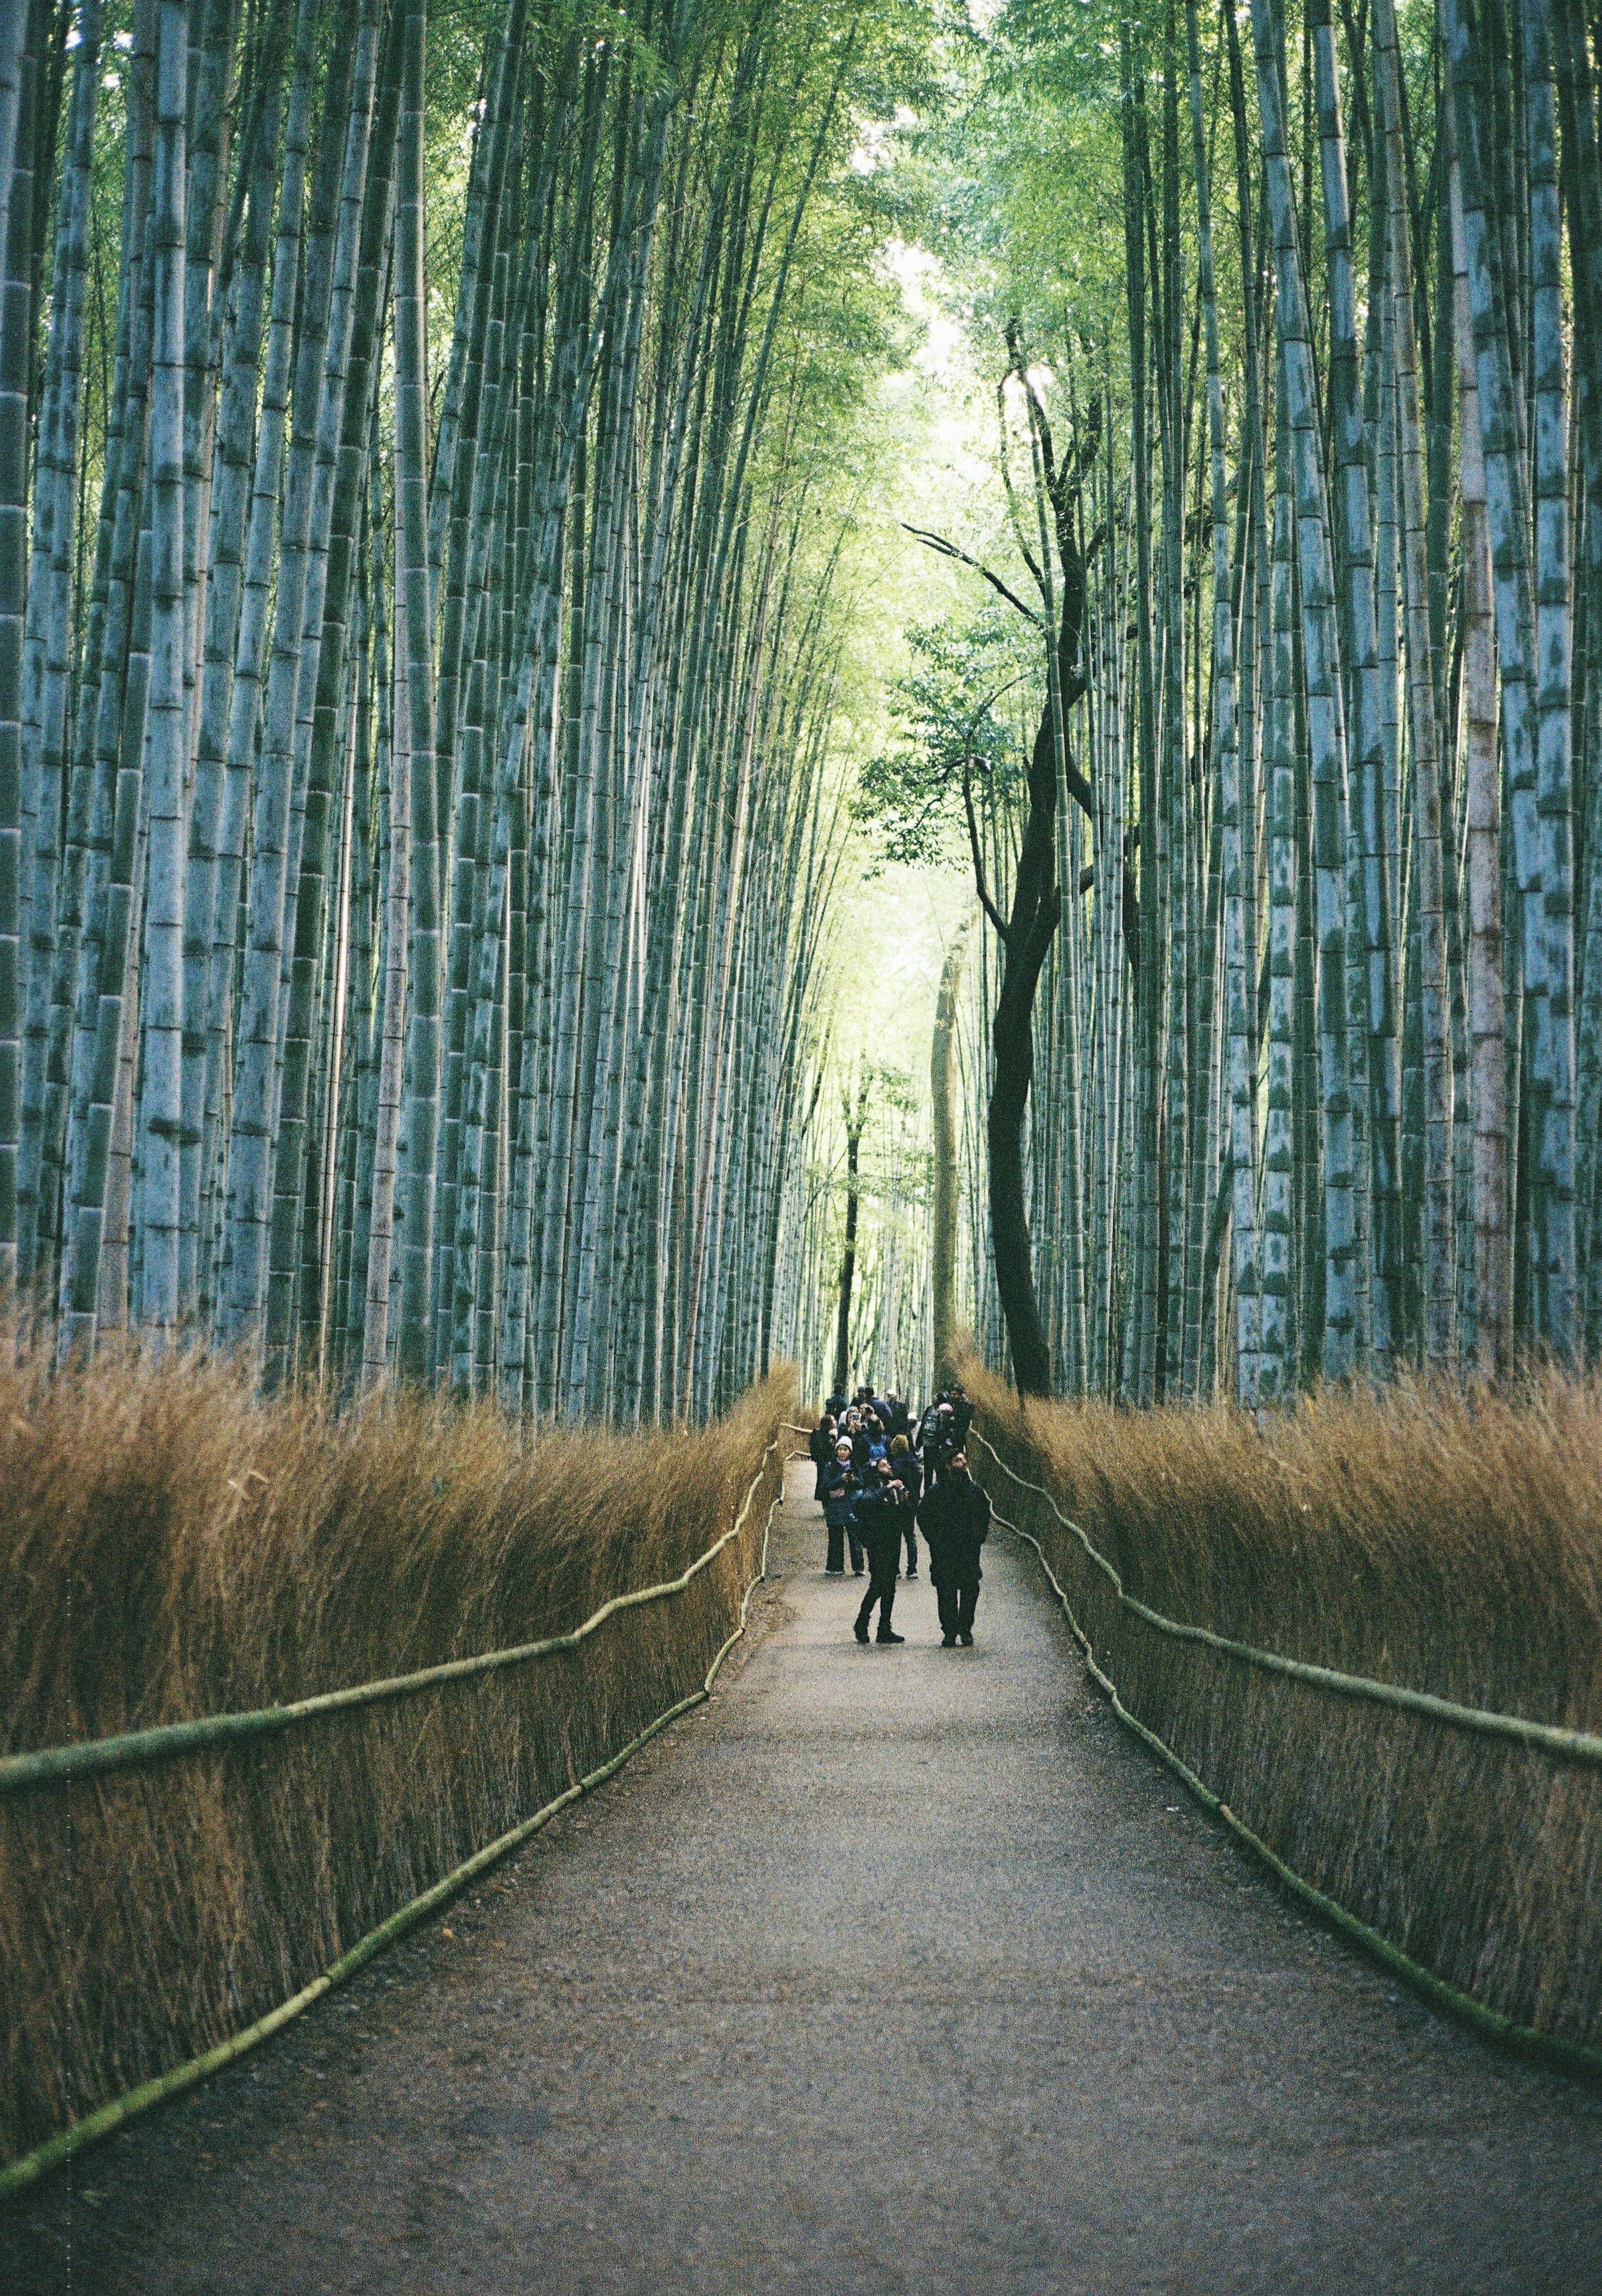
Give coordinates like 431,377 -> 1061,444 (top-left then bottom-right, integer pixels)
806,1384 -> 990,1649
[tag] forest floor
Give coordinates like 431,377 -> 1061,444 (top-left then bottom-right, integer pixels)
7,1459 -> 1602,2295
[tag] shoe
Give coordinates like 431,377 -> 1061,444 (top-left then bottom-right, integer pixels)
942,1634 -> 957,1647
960,1631 -> 974,1646
824,1566 -> 844,1576
906,1567 -> 918,1578
854,1622 -> 870,1644
876,1630 -> 905,1644
852,1567 -> 864,1576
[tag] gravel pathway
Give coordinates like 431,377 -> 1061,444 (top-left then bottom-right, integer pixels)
8,1457 -> 1602,2294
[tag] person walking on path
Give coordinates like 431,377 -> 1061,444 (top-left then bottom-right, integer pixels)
821,1441 -> 866,1575
947,1385 -> 974,1449
920,1399 -> 959,1484
888,1433 -> 922,1575
916,1452 -> 990,1646
851,1461 -> 906,1644
809,1414 -> 839,1504
853,1410 -> 887,1475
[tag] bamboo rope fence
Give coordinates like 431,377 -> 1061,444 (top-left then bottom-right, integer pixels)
971,1430 -> 1602,1766
970,1421 -> 1602,2071
0,1434 -> 801,2194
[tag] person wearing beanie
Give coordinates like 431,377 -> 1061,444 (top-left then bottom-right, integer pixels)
820,1440 -> 865,1575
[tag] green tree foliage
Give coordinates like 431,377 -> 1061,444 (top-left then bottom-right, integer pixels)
855,611 -> 1029,872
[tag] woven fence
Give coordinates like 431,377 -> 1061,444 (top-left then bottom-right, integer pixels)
970,1390 -> 1602,2073
1,1383 -> 796,2190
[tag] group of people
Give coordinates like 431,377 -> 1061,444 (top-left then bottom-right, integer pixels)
807,1384 -> 991,1650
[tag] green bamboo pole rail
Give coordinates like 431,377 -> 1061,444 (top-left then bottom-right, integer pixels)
2,1448 -> 787,1797
983,1486 -> 1602,2084
969,1429 -> 1602,1764
0,1443 -> 801,2199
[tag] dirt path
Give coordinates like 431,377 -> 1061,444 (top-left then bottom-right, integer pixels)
8,1458 -> 1602,2294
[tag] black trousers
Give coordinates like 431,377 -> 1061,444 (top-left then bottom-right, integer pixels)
826,1519 -> 865,1573
935,1578 -> 980,1638
899,1514 -> 918,1571
856,1567 -> 897,1636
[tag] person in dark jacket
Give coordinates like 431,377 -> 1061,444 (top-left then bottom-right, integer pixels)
888,1433 -> 922,1574
820,1441 -> 865,1575
826,1389 -> 849,1421
916,1452 -> 990,1645
921,1399 -> 958,1483
809,1414 -> 838,1503
948,1386 -> 975,1448
852,1461 -> 906,1643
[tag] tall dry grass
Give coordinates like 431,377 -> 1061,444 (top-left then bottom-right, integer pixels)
0,1329 -> 794,2167
965,1359 -> 1602,2052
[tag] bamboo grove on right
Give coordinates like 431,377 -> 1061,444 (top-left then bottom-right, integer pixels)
959,0 -> 1602,1404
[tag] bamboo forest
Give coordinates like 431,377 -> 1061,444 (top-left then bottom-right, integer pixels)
14,0 -> 1602,2269
2,0 -> 1601,1416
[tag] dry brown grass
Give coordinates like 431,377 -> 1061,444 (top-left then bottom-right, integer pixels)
0,1328 -> 794,2167
964,1358 -> 1602,2052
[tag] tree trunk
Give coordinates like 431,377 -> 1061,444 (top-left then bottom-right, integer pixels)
1446,128 -> 1508,1377
0,0 -> 40,1290
1375,0 -> 1453,1368
831,1076 -> 868,1399
930,914 -> 969,1386
1249,0 -> 1358,1382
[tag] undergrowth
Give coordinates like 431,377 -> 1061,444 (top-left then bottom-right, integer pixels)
965,1360 -> 1602,2053
0,1331 -> 793,2168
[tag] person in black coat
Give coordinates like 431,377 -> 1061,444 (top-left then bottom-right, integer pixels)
916,1452 -> 990,1645
887,1433 -> 922,1574
851,1461 -> 906,1643
820,1442 -> 865,1575
913,1398 -> 942,1477
809,1413 -> 838,1503
921,1399 -> 959,1483
947,1386 -> 975,1448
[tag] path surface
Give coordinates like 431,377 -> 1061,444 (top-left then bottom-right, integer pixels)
9,1459 -> 1602,2295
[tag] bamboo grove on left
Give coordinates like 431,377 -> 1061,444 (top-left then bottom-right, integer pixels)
0,0 -> 884,1419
